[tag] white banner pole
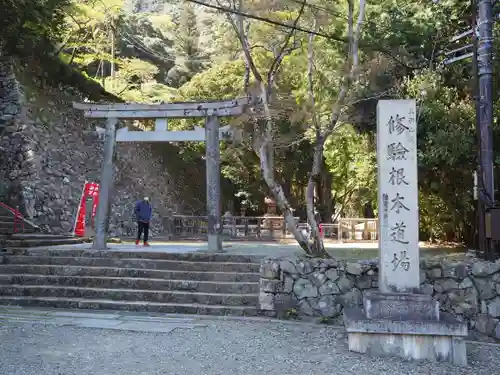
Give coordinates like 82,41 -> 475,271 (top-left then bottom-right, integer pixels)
72,180 -> 88,236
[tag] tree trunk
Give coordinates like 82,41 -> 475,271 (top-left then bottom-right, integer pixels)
282,178 -> 292,206
305,138 -> 329,257
281,148 -> 294,207
320,160 -> 334,223
258,143 -> 311,254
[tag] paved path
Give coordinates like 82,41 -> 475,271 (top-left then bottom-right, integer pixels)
0,306 -> 208,333
1,307 -> 499,375
29,241 -> 464,260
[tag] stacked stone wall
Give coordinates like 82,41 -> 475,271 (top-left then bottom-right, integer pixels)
260,256 -> 500,340
0,57 -> 201,235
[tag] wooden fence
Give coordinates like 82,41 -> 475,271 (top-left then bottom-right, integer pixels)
320,218 -> 378,241
162,215 -> 378,242
163,215 -> 299,240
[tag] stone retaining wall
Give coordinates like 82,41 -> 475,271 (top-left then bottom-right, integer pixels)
259,256 -> 500,340
0,57 -> 203,235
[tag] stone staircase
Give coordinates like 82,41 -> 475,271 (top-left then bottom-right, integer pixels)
4,233 -> 87,248
0,215 -> 39,248
0,210 -> 87,248
0,215 -> 37,235
0,249 -> 262,316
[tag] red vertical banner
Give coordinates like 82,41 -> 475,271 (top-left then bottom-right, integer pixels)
86,182 -> 100,226
74,181 -> 100,237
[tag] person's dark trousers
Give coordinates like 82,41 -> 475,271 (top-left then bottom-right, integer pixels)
137,221 -> 150,242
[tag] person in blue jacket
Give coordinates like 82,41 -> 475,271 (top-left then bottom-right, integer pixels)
135,197 -> 152,246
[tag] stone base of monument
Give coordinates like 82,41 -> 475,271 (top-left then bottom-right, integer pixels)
343,291 -> 468,366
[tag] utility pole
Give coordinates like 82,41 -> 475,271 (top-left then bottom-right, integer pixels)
443,1 -> 496,259
471,3 -> 486,254
477,0 -> 495,260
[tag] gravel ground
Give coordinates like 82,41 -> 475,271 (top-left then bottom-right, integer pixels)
1,320 -> 499,375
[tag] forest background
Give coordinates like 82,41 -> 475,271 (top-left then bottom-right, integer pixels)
2,0 -> 499,249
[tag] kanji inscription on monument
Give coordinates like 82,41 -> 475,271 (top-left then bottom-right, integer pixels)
377,100 -> 419,292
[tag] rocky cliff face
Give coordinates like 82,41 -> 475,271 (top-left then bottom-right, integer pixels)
0,57 -> 200,236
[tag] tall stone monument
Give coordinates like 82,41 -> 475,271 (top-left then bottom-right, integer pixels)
343,100 -> 468,365
377,99 -> 419,292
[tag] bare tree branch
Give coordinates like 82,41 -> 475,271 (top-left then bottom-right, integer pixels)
344,86 -> 399,107
55,12 -> 92,56
188,0 -> 434,71
267,0 -> 307,86
303,0 -> 367,255
220,0 -> 313,252
304,15 -> 327,253
188,0 -> 339,40
213,0 -> 367,256
347,0 -> 354,61
307,18 -> 320,133
219,0 -> 263,83
429,29 -> 441,71
242,11 -> 252,91
332,188 -> 357,222
327,0 -> 366,136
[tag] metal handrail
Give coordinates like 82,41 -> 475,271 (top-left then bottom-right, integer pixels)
0,202 -> 41,234
0,202 -> 24,233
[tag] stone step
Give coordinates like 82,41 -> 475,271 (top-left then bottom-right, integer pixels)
9,249 -> 264,263
1,275 -> 259,294
0,227 -> 38,235
4,255 -> 260,273
10,234 -> 75,240
0,221 -> 34,230
0,264 -> 260,282
5,238 -> 86,248
0,285 -> 258,306
0,216 -> 16,221
0,296 -> 259,316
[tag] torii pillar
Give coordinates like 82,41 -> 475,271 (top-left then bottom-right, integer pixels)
205,115 -> 222,251
73,99 -> 246,251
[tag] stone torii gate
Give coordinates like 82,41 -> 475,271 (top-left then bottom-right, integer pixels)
73,99 -> 248,251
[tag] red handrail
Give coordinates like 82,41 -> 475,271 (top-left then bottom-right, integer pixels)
0,202 -> 25,234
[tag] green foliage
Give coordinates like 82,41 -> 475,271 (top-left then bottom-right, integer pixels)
402,71 -> 476,241
178,60 -> 246,99
167,3 -> 210,87
324,125 -> 377,217
1,0 -> 70,54
117,58 -> 159,85
6,0 -> 497,245
50,0 -> 184,102
284,308 -> 299,320
363,0 -> 469,64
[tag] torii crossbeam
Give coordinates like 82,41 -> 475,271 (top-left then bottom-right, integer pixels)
73,98 -> 248,251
